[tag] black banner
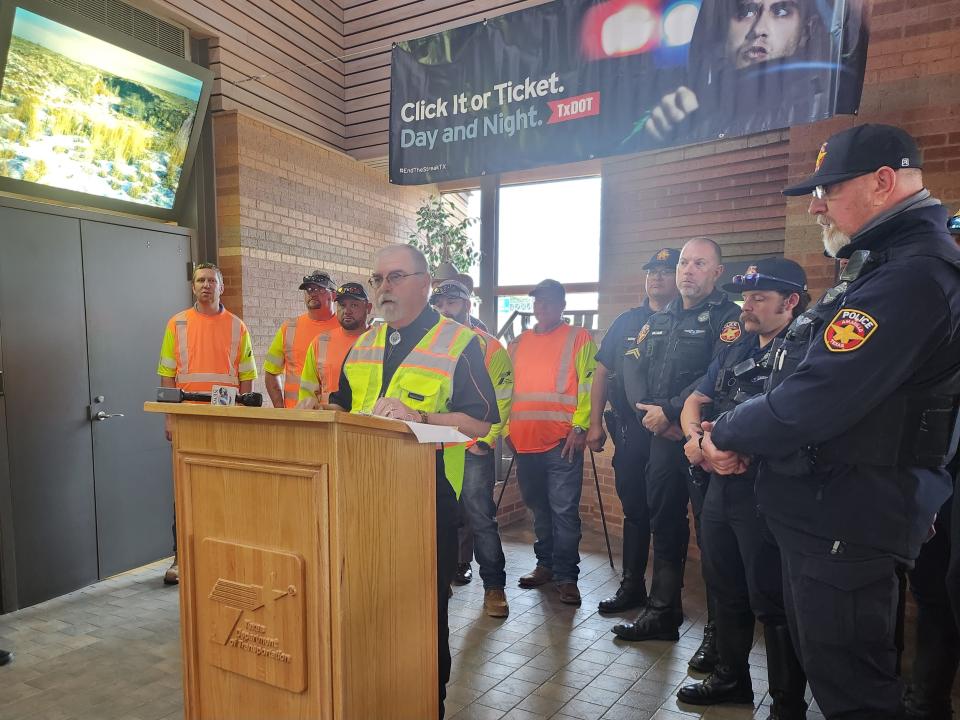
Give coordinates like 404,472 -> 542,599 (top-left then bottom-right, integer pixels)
389,0 -> 869,185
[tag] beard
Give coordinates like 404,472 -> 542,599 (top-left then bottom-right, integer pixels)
818,216 -> 852,258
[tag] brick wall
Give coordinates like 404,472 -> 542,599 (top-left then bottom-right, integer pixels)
212,110 -> 431,393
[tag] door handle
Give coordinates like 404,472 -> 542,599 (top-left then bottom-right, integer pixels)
91,410 -> 125,421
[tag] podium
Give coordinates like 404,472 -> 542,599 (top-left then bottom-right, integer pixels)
144,403 -> 438,720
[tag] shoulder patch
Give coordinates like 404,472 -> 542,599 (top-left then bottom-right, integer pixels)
719,321 -> 741,343
824,308 -> 878,352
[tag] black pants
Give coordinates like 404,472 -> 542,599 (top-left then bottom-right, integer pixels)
773,519 -> 905,719
437,520 -> 457,720
701,476 -> 786,672
612,418 -> 651,557
948,465 -> 960,628
645,435 -> 690,565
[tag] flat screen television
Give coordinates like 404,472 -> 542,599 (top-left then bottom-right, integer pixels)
0,0 -> 213,221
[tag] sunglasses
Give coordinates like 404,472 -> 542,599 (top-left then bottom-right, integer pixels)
732,272 -> 805,291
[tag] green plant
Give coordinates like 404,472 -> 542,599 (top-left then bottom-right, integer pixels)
408,195 -> 478,273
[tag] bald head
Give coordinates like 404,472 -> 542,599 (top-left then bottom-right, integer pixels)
377,243 -> 429,274
677,237 -> 724,308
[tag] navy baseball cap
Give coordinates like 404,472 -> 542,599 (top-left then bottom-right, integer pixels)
529,279 -> 566,299
430,279 -> 471,303
783,124 -> 922,197
642,248 -> 680,270
723,258 -> 808,294
335,281 -> 368,302
299,270 -> 337,290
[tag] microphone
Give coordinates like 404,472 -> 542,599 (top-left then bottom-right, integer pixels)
156,388 -> 263,407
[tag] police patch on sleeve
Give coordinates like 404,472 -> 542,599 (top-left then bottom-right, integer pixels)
719,321 -> 741,343
824,308 -> 878,352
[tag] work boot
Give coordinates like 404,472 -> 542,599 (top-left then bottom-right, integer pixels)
556,582 -> 581,606
613,555 -> 683,640
599,519 -> 649,614
677,666 -> 754,706
0,649 -> 12,666
163,557 -> 179,585
483,588 -> 509,618
518,566 -> 553,588
453,563 -> 472,585
764,623 -> 808,720
688,622 -> 719,673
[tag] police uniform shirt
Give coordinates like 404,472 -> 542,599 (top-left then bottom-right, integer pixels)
710,200 -> 960,557
596,301 -> 656,420
329,306 -> 499,527
696,331 -> 777,399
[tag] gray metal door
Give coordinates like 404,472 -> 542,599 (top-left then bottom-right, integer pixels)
80,220 -> 190,578
0,206 -> 99,607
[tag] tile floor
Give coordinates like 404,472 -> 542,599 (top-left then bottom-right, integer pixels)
0,522 -> 952,720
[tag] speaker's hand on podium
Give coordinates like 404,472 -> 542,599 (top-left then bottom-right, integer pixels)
373,397 -> 419,422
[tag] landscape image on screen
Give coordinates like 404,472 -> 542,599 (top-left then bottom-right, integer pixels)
0,8 -> 203,209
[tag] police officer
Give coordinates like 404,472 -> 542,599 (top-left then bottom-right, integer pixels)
614,237 -> 742,675
676,258 -> 809,717
589,248 -> 679,614
702,124 -> 960,718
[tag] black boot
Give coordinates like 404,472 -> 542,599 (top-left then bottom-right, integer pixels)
612,557 -> 682,641
677,665 -> 754,706
688,622 -> 719,672
903,594 -> 959,720
765,623 -> 808,720
599,520 -> 649,613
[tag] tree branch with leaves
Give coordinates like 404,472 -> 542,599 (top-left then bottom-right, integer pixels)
408,195 -> 478,274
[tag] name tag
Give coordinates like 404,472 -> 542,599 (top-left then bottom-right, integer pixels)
407,391 -> 426,402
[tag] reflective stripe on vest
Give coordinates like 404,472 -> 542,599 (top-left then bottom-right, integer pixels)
174,310 -> 241,387
343,316 -> 474,496
299,331 -> 332,400
280,318 -> 300,406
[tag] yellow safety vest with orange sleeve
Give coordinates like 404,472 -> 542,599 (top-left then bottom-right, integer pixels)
298,326 -> 365,404
156,306 -> 257,392
263,314 -> 339,407
342,316 -> 476,497
506,323 -> 596,453
472,328 -> 513,447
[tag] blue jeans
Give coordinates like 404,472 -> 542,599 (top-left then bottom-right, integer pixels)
457,450 -> 507,588
516,443 -> 583,583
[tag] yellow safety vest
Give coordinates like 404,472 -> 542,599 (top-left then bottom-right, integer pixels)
343,315 -> 475,497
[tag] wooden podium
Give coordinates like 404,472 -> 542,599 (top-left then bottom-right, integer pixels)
143,403 -> 438,720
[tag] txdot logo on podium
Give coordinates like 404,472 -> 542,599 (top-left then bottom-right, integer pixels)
198,538 -> 307,692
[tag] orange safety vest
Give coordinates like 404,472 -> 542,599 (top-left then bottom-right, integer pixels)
277,314 -> 338,407
508,323 -> 582,453
302,325 -> 364,402
172,308 -> 246,392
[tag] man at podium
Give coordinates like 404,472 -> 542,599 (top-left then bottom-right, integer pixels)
327,243 -> 499,719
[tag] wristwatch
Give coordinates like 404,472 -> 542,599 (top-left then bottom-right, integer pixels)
475,440 -> 491,451
573,426 -> 586,435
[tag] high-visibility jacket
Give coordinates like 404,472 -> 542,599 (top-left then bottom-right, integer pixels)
507,323 -> 596,453
343,316 -> 476,497
263,314 -> 339,408
298,325 -> 365,404
472,328 -> 513,447
157,306 -> 257,392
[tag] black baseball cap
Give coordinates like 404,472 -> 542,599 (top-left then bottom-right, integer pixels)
430,279 -> 471,303
299,270 -> 337,290
529,279 -> 566,300
335,281 -> 368,302
642,248 -> 680,270
723,258 -> 808,294
783,124 -> 922,197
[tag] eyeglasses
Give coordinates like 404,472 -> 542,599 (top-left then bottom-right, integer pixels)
811,185 -> 832,200
646,268 -> 673,278
303,285 -> 331,294
731,272 -> 805,291
368,270 -> 425,289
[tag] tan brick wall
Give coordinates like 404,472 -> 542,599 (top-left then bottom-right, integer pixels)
212,110 -> 432,394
